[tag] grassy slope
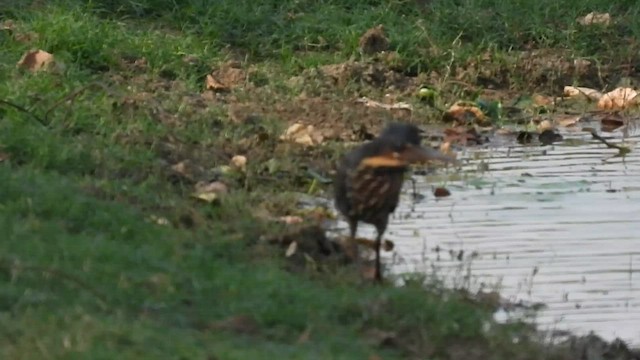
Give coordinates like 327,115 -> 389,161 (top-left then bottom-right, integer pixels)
1,1 -> 639,359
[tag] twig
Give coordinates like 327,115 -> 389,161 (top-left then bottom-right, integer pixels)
43,82 -> 113,122
587,128 -> 631,154
0,99 -> 46,126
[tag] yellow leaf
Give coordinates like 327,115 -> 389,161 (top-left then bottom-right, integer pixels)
17,49 -> 55,72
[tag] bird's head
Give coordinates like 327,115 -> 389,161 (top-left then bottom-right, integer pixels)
359,122 -> 456,168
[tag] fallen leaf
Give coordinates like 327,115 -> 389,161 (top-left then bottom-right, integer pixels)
577,11 -> 611,26
355,97 -> 412,112
443,102 -> 488,126
433,187 -> 451,198
280,123 -> 323,146
0,152 -> 10,162
597,87 -> 639,110
16,49 -> 55,72
532,93 -> 554,107
1,20 -> 15,31
536,119 -> 553,132
205,74 -> 228,91
285,241 -> 298,257
204,63 -> 246,92
192,181 -> 228,203
230,155 -> 247,171
279,215 -> 304,225
563,86 -> 602,101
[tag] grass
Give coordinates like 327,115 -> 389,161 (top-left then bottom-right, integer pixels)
1,0 -> 638,358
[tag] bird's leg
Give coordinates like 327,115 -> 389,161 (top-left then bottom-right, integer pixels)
347,218 -> 359,262
374,218 -> 388,283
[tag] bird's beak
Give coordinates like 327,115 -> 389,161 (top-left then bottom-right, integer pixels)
397,145 -> 457,165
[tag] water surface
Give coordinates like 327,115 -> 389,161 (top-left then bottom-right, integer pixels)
341,122 -> 640,344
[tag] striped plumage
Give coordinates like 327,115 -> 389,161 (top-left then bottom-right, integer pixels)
334,122 -> 454,282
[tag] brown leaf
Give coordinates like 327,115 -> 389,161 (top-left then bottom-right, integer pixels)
355,97 -> 413,112
536,119 -> 553,132
230,155 -> 247,172
205,63 -> 246,92
577,12 -> 611,26
16,49 -> 55,72
279,216 -> 304,225
1,20 -> 15,31
192,181 -> 228,203
443,102 -> 487,126
433,187 -> 451,198
280,123 -> 324,146
597,87 -> 639,110
205,74 -> 228,92
0,152 -> 10,162
563,86 -> 602,101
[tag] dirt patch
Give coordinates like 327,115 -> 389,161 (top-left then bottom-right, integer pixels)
457,49 -> 603,92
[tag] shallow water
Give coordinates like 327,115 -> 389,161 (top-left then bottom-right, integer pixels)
339,121 -> 640,345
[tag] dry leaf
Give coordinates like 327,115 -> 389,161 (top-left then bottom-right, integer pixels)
280,123 -> 323,146
597,87 -> 639,110
205,74 -> 228,91
532,94 -> 554,107
192,181 -> 228,203
355,97 -> 413,112
536,119 -> 553,132
1,20 -> 15,31
577,12 -> 611,26
204,64 -> 246,92
16,49 -> 55,72
285,241 -> 298,257
279,215 -> 304,225
230,155 -> 247,171
563,86 -> 602,101
0,152 -> 10,162
443,102 -> 487,125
